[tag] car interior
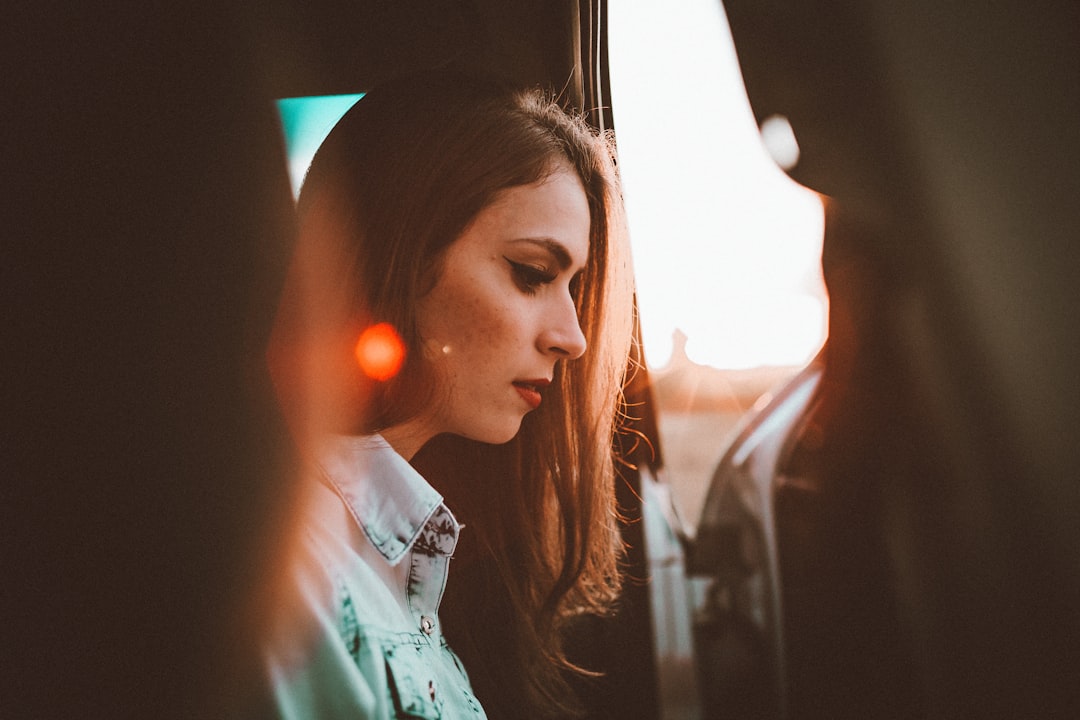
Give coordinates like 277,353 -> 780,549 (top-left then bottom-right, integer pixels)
8,1 -> 1077,718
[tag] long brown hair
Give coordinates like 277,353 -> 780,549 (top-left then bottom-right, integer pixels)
294,72 -> 635,718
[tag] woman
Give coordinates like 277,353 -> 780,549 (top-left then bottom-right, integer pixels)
265,72 -> 635,719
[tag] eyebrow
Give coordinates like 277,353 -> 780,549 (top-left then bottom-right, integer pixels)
511,237 -> 578,271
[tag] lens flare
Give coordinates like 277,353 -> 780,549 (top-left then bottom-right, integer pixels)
354,323 -> 405,381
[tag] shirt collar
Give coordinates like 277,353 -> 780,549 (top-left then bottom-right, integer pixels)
315,434 -> 460,565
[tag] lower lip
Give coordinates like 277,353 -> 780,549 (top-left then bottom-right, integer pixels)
514,384 -> 542,410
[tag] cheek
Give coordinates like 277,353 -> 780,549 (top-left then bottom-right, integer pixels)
451,303 -> 517,363
427,292 -> 524,381
422,289 -> 496,362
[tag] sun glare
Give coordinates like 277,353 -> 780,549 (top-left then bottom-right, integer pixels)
609,0 -> 827,370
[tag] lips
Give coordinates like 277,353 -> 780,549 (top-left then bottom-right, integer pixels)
513,378 -> 550,410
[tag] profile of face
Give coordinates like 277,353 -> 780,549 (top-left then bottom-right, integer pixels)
408,162 -> 591,448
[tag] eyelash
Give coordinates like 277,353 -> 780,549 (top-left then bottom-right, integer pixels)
506,259 -> 556,294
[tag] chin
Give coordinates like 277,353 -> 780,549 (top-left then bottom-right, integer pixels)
463,417 -> 525,446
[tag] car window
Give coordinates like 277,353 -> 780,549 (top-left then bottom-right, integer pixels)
608,0 -> 827,527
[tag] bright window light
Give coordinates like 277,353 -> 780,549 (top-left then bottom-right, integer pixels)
609,1 -> 827,370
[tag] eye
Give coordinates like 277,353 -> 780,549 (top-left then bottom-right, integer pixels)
505,258 -> 556,294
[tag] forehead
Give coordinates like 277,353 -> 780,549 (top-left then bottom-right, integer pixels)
466,166 -> 591,267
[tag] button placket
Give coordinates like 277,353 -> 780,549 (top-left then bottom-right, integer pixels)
408,550 -> 448,646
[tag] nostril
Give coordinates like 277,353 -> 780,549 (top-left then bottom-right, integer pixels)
554,332 -> 587,360
540,303 -> 587,359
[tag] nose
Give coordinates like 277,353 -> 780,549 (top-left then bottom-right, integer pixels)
539,292 -> 587,360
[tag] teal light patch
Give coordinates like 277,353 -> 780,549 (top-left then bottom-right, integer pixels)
276,93 -> 364,197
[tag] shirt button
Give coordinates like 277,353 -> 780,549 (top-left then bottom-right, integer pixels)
420,615 -> 435,635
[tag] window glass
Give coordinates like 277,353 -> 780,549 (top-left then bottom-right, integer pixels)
276,94 -> 364,196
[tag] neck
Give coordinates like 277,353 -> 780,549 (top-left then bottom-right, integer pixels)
379,421 -> 434,461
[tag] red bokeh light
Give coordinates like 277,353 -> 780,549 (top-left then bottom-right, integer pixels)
354,322 -> 405,381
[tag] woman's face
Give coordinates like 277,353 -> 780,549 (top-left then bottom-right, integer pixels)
408,164 -> 591,449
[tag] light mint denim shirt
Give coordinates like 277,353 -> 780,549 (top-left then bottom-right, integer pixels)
266,434 -> 487,719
